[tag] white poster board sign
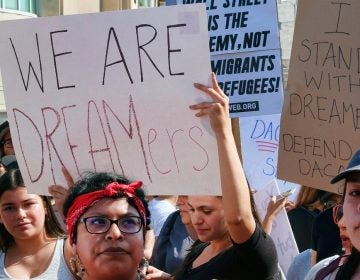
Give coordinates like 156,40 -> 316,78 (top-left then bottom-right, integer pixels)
0,4 -> 221,195
240,114 -> 299,198
214,50 -> 283,116
254,179 -> 299,275
178,0 -> 279,55
177,0 -> 284,117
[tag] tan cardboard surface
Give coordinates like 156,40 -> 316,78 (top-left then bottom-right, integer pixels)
278,0 -> 360,193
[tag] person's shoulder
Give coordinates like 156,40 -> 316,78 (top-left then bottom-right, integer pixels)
287,249 -> 312,280
158,210 -> 180,235
0,250 -> 4,265
304,255 -> 339,280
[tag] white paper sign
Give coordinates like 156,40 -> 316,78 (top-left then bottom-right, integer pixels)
177,1 -> 284,117
0,4 -> 221,195
254,179 -> 299,275
240,114 -> 299,198
178,0 -> 280,55
214,50 -> 283,116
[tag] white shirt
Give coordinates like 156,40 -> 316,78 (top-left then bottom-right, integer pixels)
148,198 -> 176,236
0,238 -> 74,280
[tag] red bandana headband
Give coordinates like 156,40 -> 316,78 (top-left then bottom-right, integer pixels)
66,181 -> 146,245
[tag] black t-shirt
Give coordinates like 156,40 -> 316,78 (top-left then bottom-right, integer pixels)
175,225 -> 279,280
287,206 -> 320,252
311,207 -> 342,262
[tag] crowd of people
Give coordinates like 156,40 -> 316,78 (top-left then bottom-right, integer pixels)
0,73 -> 359,279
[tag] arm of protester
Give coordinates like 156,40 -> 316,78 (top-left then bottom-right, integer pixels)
191,73 -> 256,244
311,250 -> 317,267
48,166 -> 75,220
144,228 -> 156,261
262,196 -> 288,235
285,200 -> 296,212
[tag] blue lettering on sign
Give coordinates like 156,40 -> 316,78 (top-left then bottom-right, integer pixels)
263,157 -> 276,176
250,119 -> 279,141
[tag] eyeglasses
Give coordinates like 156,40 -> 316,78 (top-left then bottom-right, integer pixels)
1,139 -> 12,146
333,204 -> 343,224
80,215 -> 143,235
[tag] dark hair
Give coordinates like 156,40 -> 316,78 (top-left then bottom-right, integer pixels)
334,174 -> 360,279
0,169 -> 66,251
295,185 -> 335,210
249,187 -> 263,229
244,177 -> 264,229
63,171 -> 151,243
0,121 -> 9,158
335,248 -> 360,280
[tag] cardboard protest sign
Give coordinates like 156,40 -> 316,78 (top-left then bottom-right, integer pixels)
278,0 -> 360,192
240,114 -> 299,199
0,4 -> 222,195
254,179 -> 298,275
177,0 -> 284,117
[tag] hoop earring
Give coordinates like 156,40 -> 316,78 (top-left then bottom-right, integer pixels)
69,254 -> 85,278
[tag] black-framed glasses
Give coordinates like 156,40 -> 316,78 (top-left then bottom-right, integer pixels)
80,215 -> 143,234
333,204 -> 343,224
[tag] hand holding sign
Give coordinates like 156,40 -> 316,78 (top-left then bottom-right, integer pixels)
48,166 -> 75,220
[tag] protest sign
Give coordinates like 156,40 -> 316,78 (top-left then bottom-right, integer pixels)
240,114 -> 299,199
0,4 -> 222,195
278,0 -> 360,192
178,0 -> 279,55
177,0 -> 284,117
254,179 -> 298,275
214,50 -> 283,116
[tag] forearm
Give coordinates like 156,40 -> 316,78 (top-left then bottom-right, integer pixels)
144,229 -> 155,260
216,129 -> 256,243
262,215 -> 275,235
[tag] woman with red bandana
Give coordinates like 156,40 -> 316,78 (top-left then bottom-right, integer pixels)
63,172 -> 151,280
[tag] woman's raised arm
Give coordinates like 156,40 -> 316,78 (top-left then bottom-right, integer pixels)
190,73 -> 256,244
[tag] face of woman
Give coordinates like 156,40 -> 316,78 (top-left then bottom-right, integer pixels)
2,131 -> 14,156
337,215 -> 352,254
73,198 -> 144,280
177,196 -> 191,225
0,187 -> 46,241
343,176 -> 360,251
187,196 -> 227,242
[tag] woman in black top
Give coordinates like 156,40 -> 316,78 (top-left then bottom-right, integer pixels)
145,73 -> 279,280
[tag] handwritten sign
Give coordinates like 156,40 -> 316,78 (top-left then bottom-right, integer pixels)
254,179 -> 298,275
278,0 -> 360,192
177,0 -> 284,117
0,4 -> 222,195
240,114 -> 299,198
